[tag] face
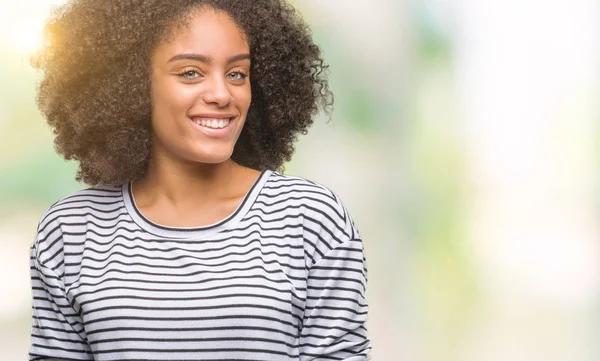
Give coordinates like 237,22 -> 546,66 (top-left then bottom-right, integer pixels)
149,8 -> 251,166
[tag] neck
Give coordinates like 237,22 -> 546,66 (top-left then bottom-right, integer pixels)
133,151 -> 242,211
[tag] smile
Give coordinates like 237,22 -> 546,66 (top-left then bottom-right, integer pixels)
191,117 -> 232,129
188,116 -> 236,138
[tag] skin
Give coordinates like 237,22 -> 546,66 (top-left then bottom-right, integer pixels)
132,8 -> 261,227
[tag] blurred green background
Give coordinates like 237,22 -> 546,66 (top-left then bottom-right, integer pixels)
1,0 -> 599,360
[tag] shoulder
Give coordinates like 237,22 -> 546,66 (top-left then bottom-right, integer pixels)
32,184 -> 124,260
37,183 -> 123,229
264,171 -> 361,265
264,171 -> 348,219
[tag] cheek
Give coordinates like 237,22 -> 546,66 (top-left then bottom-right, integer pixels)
234,84 -> 252,112
150,84 -> 192,141
150,79 -> 196,120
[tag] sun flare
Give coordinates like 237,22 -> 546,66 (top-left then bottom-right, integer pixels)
1,0 -> 66,56
15,25 -> 46,55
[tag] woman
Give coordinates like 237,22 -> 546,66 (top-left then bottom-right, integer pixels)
29,0 -> 371,360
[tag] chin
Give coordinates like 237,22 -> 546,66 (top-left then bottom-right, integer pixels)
188,149 -> 234,165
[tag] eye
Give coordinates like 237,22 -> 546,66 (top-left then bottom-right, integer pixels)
227,71 -> 249,81
177,69 -> 201,79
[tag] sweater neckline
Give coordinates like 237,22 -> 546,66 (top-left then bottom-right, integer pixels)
121,169 -> 272,239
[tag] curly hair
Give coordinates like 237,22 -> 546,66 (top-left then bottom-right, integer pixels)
32,0 -> 333,186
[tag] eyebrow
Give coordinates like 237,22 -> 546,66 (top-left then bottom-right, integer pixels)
167,53 -> 251,64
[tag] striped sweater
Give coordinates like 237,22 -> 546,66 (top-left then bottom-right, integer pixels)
29,169 -> 371,360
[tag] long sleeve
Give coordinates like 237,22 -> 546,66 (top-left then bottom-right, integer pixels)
299,237 -> 372,360
29,218 -> 93,360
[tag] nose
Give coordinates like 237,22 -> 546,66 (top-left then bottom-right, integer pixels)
202,74 -> 233,107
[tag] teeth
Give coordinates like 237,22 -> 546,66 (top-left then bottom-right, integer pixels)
193,117 -> 231,129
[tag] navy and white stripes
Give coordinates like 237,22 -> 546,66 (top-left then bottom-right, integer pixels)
29,169 -> 371,360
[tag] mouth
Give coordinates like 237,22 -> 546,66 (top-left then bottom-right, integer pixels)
190,116 -> 234,129
188,116 -> 237,137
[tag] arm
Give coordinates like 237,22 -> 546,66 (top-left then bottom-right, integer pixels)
29,219 -> 94,361
299,238 -> 372,361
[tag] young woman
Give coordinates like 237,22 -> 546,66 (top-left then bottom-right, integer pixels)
29,1 -> 371,360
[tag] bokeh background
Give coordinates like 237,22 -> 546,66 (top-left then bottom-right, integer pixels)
1,0 -> 599,360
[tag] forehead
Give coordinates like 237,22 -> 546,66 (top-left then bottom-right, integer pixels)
154,8 -> 249,63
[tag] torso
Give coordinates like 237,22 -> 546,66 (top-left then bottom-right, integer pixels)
29,170 -> 369,361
